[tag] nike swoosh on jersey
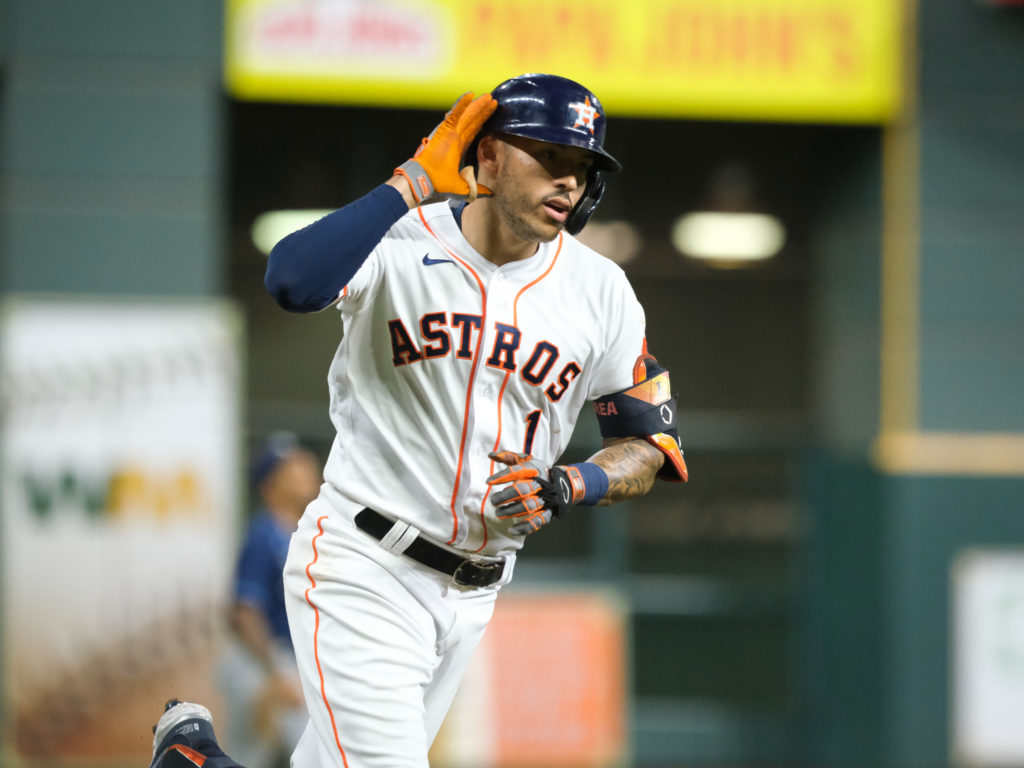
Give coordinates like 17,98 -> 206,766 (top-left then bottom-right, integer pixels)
422,253 -> 455,266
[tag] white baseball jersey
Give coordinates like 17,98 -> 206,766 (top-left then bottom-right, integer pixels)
321,201 -> 646,556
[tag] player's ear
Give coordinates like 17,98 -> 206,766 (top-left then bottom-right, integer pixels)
476,135 -> 501,176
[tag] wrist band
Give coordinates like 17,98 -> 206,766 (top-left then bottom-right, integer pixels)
569,461 -> 609,505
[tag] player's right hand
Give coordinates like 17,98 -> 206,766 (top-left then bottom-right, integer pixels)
486,451 -> 585,536
393,92 -> 497,206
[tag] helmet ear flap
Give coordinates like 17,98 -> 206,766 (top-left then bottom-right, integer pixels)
565,171 -> 604,235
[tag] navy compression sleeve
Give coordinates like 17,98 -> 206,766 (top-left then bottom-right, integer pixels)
265,184 -> 409,313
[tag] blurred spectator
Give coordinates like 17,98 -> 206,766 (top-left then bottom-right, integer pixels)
217,432 -> 321,768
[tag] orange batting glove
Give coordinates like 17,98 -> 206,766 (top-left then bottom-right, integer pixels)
394,92 -> 497,206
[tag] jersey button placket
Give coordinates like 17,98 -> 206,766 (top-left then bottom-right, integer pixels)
491,272 -> 512,315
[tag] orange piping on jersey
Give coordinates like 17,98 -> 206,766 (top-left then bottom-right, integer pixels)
304,515 -> 351,768
474,368 -> 514,553
418,208 -> 487,545
474,231 -> 564,553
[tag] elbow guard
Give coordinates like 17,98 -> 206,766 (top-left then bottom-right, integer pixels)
593,353 -> 688,482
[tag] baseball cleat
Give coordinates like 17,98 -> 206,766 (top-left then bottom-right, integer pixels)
149,698 -> 217,768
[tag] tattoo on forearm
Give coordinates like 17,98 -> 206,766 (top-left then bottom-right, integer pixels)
589,438 -> 664,504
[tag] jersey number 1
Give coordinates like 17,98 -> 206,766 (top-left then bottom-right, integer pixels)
523,409 -> 542,455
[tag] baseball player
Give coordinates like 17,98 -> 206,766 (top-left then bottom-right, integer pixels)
148,73 -> 686,768
217,432 -> 319,768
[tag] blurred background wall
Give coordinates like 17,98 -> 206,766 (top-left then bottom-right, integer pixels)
1,4 -> 236,766
2,1 -> 1024,767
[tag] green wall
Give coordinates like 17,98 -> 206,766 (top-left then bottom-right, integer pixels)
917,2 -> 1024,433
807,2 -> 1024,767
806,459 -> 1024,767
887,478 -> 1024,766
0,0 -> 223,295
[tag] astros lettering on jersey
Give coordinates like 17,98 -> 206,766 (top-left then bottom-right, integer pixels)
323,201 -> 645,556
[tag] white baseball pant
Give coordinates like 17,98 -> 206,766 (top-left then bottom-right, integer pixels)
283,490 -> 509,768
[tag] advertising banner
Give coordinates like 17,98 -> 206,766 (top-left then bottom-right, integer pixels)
0,298 -> 242,765
225,0 -> 902,123
432,591 -> 627,767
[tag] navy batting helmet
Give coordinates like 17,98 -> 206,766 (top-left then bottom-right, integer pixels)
481,73 -> 622,172
470,73 -> 621,234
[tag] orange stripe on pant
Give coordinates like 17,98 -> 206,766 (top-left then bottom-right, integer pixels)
304,514 -> 351,768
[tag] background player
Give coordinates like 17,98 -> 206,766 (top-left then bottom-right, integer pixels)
217,432 -> 320,768
149,73 -> 686,768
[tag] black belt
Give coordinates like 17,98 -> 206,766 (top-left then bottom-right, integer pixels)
354,508 -> 506,588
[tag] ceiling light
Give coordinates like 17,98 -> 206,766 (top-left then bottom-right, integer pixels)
671,212 -> 785,264
251,209 -> 333,256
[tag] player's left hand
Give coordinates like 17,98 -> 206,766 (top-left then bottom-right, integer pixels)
486,451 -> 585,536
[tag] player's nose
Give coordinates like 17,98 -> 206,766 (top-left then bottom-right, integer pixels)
552,169 -> 580,191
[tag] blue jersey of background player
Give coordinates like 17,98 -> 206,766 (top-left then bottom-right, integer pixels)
233,507 -> 293,646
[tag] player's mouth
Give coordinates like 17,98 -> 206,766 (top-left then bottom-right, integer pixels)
542,197 -> 571,223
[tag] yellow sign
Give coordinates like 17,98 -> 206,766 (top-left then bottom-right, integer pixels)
225,0 -> 902,123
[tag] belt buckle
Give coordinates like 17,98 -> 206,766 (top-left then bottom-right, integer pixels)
452,558 -> 504,588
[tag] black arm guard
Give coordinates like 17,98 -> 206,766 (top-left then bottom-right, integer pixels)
593,354 -> 688,482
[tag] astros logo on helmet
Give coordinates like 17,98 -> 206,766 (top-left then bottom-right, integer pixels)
569,96 -> 599,134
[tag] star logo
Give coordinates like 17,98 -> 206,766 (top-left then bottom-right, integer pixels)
569,96 -> 599,135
